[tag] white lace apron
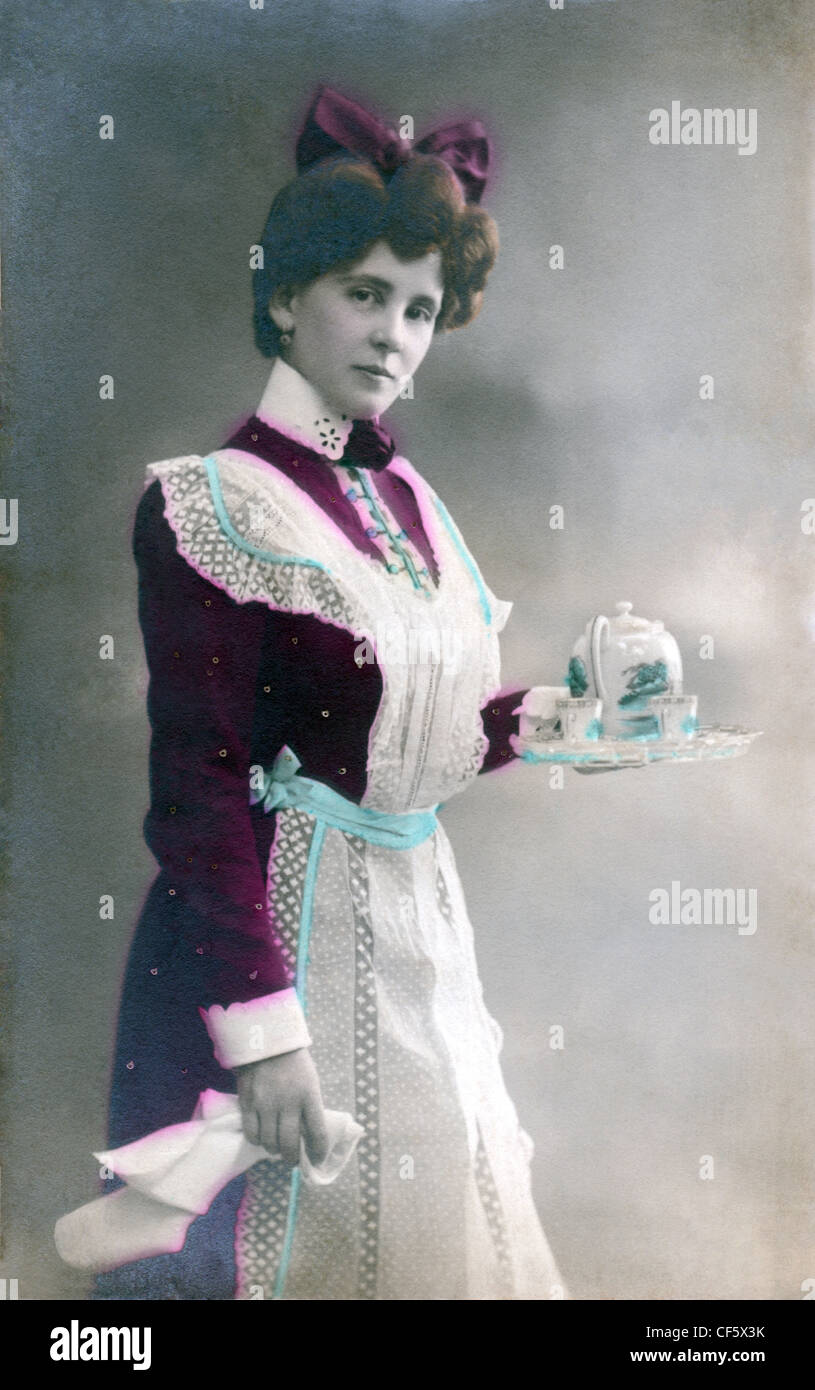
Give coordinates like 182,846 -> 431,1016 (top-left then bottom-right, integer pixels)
147,446 -> 567,1301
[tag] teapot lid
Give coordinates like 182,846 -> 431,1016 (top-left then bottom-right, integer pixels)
612,600 -> 664,634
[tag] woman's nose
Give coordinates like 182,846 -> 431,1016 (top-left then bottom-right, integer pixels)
370,309 -> 405,354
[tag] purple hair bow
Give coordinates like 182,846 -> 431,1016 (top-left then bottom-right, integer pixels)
294,84 -> 491,205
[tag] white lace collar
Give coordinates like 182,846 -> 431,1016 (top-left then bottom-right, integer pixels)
255,358 -> 353,462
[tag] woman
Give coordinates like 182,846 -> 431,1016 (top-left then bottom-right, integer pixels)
94,85 -> 567,1301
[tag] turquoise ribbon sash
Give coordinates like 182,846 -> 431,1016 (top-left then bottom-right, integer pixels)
249,745 -> 439,849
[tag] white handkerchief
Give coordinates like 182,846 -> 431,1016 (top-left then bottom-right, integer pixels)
54,1089 -> 364,1273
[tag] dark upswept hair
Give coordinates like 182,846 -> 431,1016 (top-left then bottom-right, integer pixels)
252,152 -> 499,358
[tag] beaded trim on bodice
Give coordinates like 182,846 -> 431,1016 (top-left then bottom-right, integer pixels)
146,448 -> 513,813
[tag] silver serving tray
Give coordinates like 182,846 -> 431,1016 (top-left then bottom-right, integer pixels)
517,725 -> 762,767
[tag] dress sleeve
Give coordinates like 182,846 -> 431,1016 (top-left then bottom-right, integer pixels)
478,689 -> 529,774
134,478 -> 312,1068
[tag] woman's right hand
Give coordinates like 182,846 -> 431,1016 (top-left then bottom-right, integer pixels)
235,1047 -> 331,1170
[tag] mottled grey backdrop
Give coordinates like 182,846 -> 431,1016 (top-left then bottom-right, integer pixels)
1,0 -> 813,1299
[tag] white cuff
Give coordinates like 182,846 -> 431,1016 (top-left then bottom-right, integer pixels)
512,685 -> 570,717
200,987 -> 312,1069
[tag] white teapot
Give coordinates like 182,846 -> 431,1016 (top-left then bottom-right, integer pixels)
569,601 -> 683,739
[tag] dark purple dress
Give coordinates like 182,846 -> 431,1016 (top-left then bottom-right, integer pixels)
93,415 -> 527,1299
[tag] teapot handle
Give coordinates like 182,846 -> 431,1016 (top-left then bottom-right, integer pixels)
589,615 -> 610,703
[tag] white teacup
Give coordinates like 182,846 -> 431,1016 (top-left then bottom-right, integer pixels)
513,685 -> 570,740
651,694 -> 699,741
556,697 -> 604,742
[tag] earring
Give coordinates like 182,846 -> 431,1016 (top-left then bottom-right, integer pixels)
279,329 -> 293,346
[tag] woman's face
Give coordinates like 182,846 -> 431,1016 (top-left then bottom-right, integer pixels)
272,240 -> 445,418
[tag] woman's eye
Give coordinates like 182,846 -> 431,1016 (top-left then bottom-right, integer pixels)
350,288 -> 431,321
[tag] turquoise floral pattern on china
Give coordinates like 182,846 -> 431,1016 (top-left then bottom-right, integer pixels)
617,660 -> 670,707
620,716 -> 661,740
566,656 -> 589,698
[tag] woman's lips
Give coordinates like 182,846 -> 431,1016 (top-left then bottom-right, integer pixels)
354,366 -> 393,383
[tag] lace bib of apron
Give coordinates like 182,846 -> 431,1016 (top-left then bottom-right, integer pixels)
147,449 -> 513,814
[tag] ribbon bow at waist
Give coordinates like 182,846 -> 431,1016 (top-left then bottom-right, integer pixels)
249,746 -> 439,850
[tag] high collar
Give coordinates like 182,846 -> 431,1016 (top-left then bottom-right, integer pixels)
255,357 -> 354,462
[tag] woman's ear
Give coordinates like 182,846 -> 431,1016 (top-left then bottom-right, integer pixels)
268,285 -> 296,335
